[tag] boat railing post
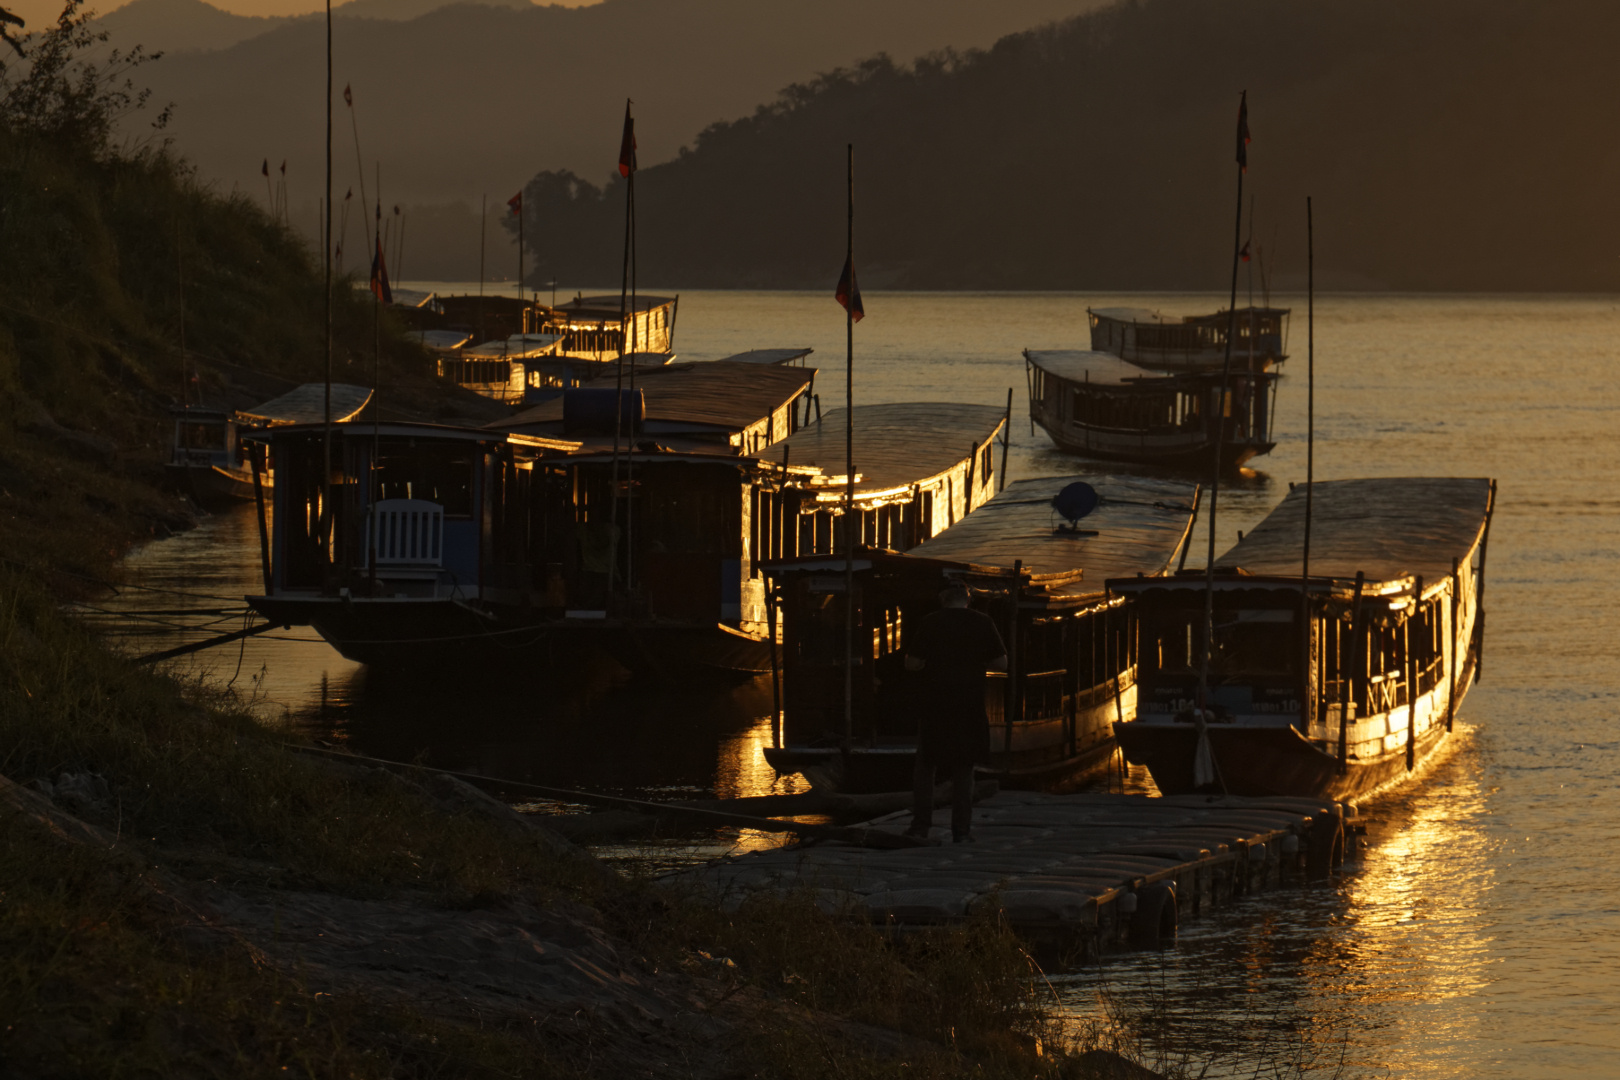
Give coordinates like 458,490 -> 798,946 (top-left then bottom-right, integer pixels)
1473,479 -> 1496,683
1000,386 -> 1011,493
1406,575 -> 1422,771
768,582 -> 782,749
1337,570 -> 1363,775
1448,556 -> 1460,732
251,442 -> 273,594
1005,560 -> 1022,753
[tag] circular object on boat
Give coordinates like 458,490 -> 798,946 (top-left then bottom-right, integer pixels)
1129,883 -> 1177,949
1051,481 -> 1101,525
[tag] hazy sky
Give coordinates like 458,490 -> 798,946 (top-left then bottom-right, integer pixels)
8,0 -> 599,29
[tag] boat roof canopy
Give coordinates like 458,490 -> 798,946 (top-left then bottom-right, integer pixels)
413,329 -> 475,353
493,359 -> 812,437
716,347 -> 814,366
554,294 -> 675,320
909,474 -> 1197,594
1089,306 -> 1169,323
462,333 -> 564,359
1213,478 -> 1494,588
235,383 -> 373,426
1025,349 -> 1168,387
242,419 -> 579,452
768,403 -> 1007,496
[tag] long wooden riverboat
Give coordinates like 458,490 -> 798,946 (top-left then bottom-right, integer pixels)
1109,477 -> 1497,801
1025,349 -> 1278,472
1089,305 -> 1290,372
760,474 -> 1199,793
244,379 -> 1006,680
165,383 -> 372,505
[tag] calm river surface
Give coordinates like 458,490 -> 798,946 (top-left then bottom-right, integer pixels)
101,290 -> 1620,1079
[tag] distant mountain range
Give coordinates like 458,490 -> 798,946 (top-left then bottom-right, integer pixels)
511,0 -> 1620,292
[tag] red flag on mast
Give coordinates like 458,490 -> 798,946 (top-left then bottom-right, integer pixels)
370,235 -> 392,304
835,255 -> 864,323
507,191 -> 522,216
1239,240 -> 1251,263
1236,90 -> 1250,173
617,100 -> 637,178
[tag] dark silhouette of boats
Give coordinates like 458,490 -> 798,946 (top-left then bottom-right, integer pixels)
1109,477 -> 1496,800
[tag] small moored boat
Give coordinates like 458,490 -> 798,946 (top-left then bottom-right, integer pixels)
1109,477 -> 1497,800
1025,349 -> 1278,472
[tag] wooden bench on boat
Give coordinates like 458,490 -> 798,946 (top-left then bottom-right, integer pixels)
1110,476 -> 1497,801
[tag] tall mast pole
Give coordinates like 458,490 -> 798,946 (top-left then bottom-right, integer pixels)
322,0 -> 333,588
1197,91 -> 1249,733
607,99 -> 634,601
1300,196 -> 1316,722
843,143 -> 855,739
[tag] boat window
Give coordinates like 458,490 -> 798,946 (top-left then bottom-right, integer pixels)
374,440 -> 475,517
178,422 -> 227,450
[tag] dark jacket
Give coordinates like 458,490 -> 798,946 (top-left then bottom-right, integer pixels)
911,605 -> 1007,766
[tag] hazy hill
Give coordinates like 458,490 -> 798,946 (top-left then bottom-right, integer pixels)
96,0 -> 289,54
510,0 -> 1620,292
117,0 -> 1110,269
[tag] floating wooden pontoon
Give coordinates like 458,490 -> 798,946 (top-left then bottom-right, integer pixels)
1025,350 -> 1278,472
165,383 -> 372,504
1110,477 -> 1497,800
1089,305 -> 1289,372
762,474 -> 1197,792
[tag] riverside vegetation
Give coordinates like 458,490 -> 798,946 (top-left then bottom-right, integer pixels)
0,8 -> 1142,1078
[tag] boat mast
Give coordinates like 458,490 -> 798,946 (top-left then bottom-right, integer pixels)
843,144 -> 855,739
321,0 -> 333,589
1196,91 -> 1249,753
369,166 -> 383,597
607,100 -> 635,601
1300,196 -> 1316,722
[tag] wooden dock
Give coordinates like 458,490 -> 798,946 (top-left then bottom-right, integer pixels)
667,790 -> 1355,956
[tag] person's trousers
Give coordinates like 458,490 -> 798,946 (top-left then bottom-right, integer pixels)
909,753 -> 975,839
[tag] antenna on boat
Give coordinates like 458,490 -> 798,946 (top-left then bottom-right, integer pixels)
1051,481 -> 1100,536
478,193 -> 486,343
1299,196 -> 1316,713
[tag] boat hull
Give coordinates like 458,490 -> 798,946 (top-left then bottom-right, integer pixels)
763,736 -> 1117,794
166,462 -> 263,504
1114,719 -> 1449,802
1039,425 -> 1272,472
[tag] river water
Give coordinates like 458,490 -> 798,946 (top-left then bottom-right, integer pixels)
99,290 -> 1620,1079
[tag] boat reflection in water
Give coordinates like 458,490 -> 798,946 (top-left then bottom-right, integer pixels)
1055,729 -> 1497,1078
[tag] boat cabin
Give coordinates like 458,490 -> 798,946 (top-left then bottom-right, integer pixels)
1025,349 -> 1278,471
762,474 -> 1199,790
1109,477 -> 1497,799
545,294 -> 678,361
1088,305 -> 1290,372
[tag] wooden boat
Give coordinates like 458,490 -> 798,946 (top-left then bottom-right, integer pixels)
165,383 -> 371,505
1025,349 -> 1278,471
556,401 -> 1011,679
546,294 -> 678,361
760,474 -> 1199,792
245,381 -> 1005,681
1089,305 -> 1290,372
1109,477 -> 1497,801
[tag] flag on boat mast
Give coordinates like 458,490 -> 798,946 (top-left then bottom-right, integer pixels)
618,101 -> 637,177
1236,90 -> 1251,173
835,255 -> 864,322
1240,239 -> 1251,263
369,234 -> 391,304
507,190 -> 521,215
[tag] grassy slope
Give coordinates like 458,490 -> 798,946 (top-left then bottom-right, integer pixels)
0,137 -> 1075,1077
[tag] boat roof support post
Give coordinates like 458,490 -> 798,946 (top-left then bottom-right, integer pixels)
1337,569 -> 1364,775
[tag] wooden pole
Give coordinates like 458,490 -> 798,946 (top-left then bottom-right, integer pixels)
321,0 -> 333,590
1448,556 -> 1459,732
1004,559 -> 1022,752
843,143 -> 855,739
478,193 -> 487,342
1300,194 -> 1315,729
768,584 -> 782,749
251,444 -> 272,594
1198,90 -> 1249,719
1406,575 -> 1422,771
1000,387 -> 1011,492
369,167 -> 382,597
608,102 -> 634,602
1338,570 -> 1363,774
1473,480 -> 1497,683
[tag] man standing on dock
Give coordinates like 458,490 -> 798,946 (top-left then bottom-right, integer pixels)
905,581 -> 1007,843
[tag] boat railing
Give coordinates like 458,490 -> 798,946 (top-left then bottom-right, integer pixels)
985,669 -> 1067,725
366,499 -> 444,568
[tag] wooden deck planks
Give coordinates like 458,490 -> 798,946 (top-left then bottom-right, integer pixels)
908,474 -> 1196,588
1216,477 -> 1493,586
668,790 -> 1348,950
